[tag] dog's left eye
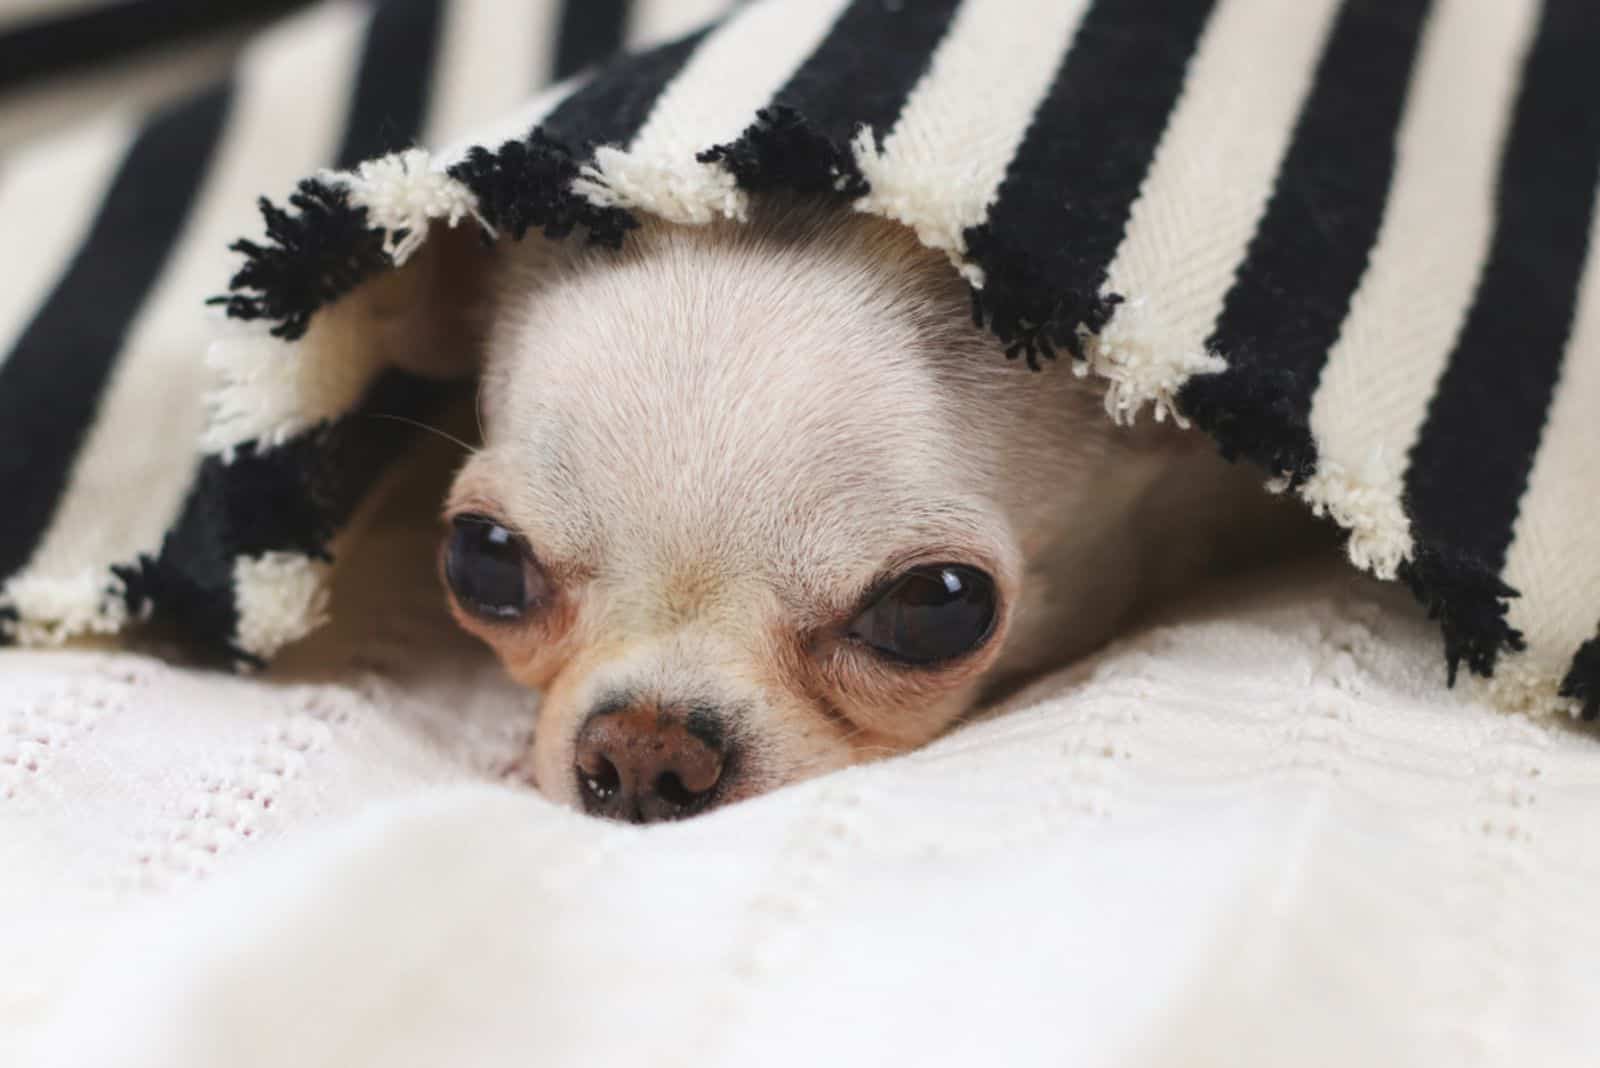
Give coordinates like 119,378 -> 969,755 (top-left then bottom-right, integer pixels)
849,565 -> 997,666
444,515 -> 541,621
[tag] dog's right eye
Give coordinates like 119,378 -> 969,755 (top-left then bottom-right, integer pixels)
444,515 -> 540,621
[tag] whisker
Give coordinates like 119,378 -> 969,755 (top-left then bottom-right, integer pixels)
367,412 -> 478,455
474,380 -> 489,453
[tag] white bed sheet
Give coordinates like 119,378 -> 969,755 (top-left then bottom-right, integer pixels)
6,493 -> 1600,1066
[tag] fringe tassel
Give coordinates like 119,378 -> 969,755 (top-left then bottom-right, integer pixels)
1399,549 -> 1526,686
698,106 -> 868,199
962,223 -> 1123,373
448,130 -> 638,247
199,101 -> 1550,707
1559,637 -> 1600,721
209,179 -> 391,341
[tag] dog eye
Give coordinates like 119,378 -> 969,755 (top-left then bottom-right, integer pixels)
849,565 -> 997,665
444,515 -> 541,621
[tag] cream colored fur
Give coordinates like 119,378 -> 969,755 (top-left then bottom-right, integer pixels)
444,198 -> 1319,809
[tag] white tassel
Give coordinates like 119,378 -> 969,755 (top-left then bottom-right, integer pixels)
1299,447 -> 1414,581
573,147 -> 749,225
327,148 -> 491,266
1,570 -> 130,645
1085,298 -> 1227,428
232,553 -> 332,660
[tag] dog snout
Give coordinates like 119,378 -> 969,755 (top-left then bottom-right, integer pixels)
573,699 -> 731,823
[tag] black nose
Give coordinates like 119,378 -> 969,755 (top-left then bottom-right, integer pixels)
574,701 -> 729,823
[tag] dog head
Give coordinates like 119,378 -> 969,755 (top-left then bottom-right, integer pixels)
443,200 -> 1163,820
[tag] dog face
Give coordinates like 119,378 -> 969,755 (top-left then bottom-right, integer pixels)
443,201 -> 1163,821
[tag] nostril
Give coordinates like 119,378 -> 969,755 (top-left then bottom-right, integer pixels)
654,769 -> 712,809
579,755 -> 620,805
573,699 -> 734,821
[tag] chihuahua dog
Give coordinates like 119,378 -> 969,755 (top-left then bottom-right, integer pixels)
437,197 -> 1317,822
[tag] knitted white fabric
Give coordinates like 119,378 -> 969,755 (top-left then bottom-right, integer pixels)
7,490 -> 1600,1065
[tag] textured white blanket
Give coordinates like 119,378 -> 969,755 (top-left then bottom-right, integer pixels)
8,481 -> 1600,1065
11,4 -> 1600,1064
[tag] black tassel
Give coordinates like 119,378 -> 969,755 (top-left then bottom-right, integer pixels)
448,130 -> 637,248
208,178 -> 390,341
1399,549 -> 1526,685
1178,360 -> 1320,487
1559,638 -> 1600,721
698,106 -> 868,200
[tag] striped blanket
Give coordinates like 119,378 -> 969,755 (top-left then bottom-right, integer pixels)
1,0 -> 1596,721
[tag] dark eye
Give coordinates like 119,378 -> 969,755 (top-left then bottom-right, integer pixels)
848,565 -> 998,666
444,515 -> 541,621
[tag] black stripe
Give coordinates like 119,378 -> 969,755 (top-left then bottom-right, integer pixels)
0,0 -> 309,94
455,17 -> 717,251
223,2 -> 707,339
217,0 -> 451,339
553,0 -> 631,80
1562,637 -> 1600,721
214,178 -> 392,341
540,25 -> 710,150
335,0 -> 448,169
0,83 -> 233,587
1401,0 -> 1600,681
698,0 -> 961,198
118,370 -> 458,663
1180,0 -> 1434,478
962,0 -> 1220,366
769,0 -> 958,145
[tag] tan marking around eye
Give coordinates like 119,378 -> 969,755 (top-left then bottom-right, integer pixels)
437,531 -> 584,690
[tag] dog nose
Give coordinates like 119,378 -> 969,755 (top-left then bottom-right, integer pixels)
573,702 -> 727,823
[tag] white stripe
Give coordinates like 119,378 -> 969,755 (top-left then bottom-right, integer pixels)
432,0 -> 743,167
0,0 -> 102,22
434,0 -> 743,166
853,0 -> 1093,280
424,0 -> 563,147
3,2 -> 373,641
231,552 -> 333,661
231,498 -> 384,660
0,25 -> 239,155
227,10 -> 600,459
624,0 -> 735,48
433,75 -> 582,167
1495,180 -> 1600,713
573,0 -> 852,224
221,0 -> 610,457
1088,0 -> 1343,427
0,117 -> 133,365
347,0 -> 567,266
1301,0 -> 1540,580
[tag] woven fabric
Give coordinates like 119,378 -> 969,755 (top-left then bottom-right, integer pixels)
0,0 -> 1597,718
9,555 -> 1600,1067
0,0 -> 310,93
